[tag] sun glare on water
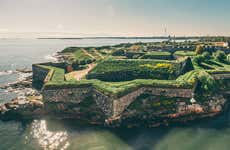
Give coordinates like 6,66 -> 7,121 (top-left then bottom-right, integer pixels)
30,120 -> 70,150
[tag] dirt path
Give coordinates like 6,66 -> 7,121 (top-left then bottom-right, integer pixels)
81,49 -> 95,59
93,49 -> 105,59
66,63 -> 96,81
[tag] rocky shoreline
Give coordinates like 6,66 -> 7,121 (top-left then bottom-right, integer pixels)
0,69 -> 44,120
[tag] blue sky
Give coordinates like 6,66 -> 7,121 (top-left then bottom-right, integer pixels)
0,0 -> 230,37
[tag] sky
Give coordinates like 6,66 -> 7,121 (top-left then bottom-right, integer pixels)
0,0 -> 230,37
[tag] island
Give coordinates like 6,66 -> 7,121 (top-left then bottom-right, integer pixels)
1,39 -> 230,128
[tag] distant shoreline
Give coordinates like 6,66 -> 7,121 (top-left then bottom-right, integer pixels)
37,36 -> 200,40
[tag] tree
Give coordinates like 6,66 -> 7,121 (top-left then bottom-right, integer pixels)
195,45 -> 204,55
214,50 -> 226,62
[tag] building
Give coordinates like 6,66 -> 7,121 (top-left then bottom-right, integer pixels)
214,42 -> 229,48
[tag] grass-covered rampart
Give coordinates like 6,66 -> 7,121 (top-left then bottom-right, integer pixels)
86,59 -> 182,81
140,51 -> 173,60
33,41 -> 230,99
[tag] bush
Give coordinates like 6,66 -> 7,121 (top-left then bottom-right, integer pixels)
202,52 -> 211,60
196,71 -> 217,93
214,50 -> 226,62
193,55 -> 205,65
112,49 -> 125,56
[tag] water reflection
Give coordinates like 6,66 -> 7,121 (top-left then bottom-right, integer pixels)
1,116 -> 230,150
27,119 -> 132,150
30,120 -> 69,150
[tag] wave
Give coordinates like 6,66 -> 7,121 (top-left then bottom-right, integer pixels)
0,70 -> 17,76
44,53 -> 58,61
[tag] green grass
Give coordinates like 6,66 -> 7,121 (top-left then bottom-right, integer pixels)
38,43 -> 230,99
140,51 -> 172,59
61,47 -> 96,63
87,59 -> 181,81
145,51 -> 171,56
176,70 -> 199,85
37,65 -> 65,83
193,58 -> 230,73
73,49 -> 93,60
39,62 -> 194,98
44,78 -> 193,98
89,59 -> 175,73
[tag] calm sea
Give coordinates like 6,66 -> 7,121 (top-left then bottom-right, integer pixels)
0,38 -> 229,150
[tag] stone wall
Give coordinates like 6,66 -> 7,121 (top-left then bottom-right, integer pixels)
42,84 -> 194,118
144,87 -> 193,98
32,65 -> 50,89
42,87 -> 114,117
113,87 -> 193,116
92,89 -> 113,116
42,87 -> 92,103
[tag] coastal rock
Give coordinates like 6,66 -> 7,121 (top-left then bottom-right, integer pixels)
16,68 -> 32,73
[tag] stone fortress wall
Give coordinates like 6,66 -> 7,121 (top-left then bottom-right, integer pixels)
33,58 -> 196,119
42,85 -> 194,118
113,87 -> 193,117
32,64 -> 51,89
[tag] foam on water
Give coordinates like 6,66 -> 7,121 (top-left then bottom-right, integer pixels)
44,53 -> 58,62
0,70 -> 17,76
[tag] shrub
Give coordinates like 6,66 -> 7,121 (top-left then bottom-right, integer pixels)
214,50 -> 226,62
202,52 -> 211,60
112,49 -> 125,56
193,55 -> 205,65
196,71 -> 217,93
